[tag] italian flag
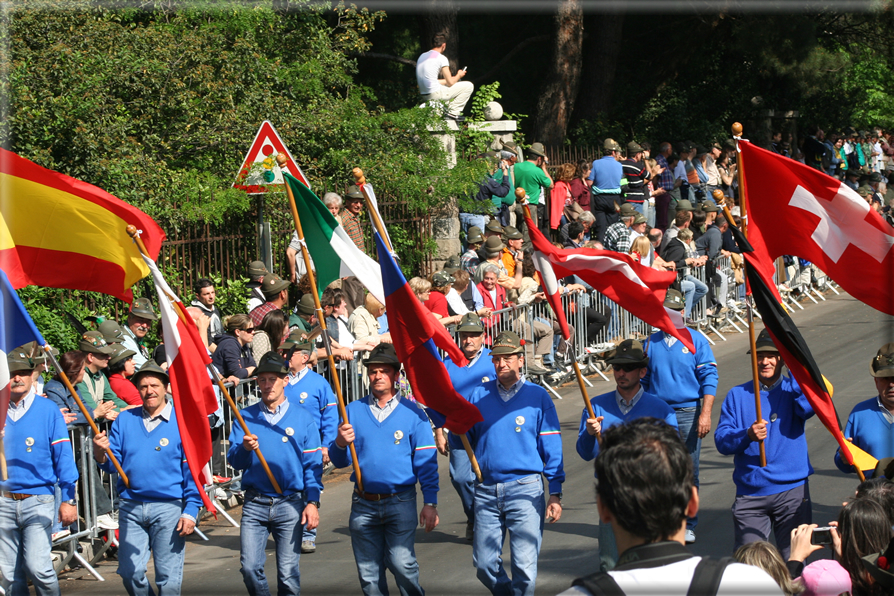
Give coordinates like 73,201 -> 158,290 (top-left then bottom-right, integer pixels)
284,174 -> 385,304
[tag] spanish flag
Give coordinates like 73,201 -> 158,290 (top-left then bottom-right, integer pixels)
0,149 -> 164,302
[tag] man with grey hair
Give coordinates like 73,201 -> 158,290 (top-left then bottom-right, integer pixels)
287,188 -> 338,284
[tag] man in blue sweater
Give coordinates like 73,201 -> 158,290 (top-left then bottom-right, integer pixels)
714,329 -> 815,559
588,138 -> 624,243
93,361 -> 202,596
434,312 -> 495,541
467,330 -> 564,596
576,339 -> 678,571
834,342 -> 894,476
641,289 -> 718,544
331,344 -> 439,596
228,352 -> 323,596
280,335 -> 334,554
1,349 -> 79,596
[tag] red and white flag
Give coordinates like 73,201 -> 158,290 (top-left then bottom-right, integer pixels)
739,140 -> 894,316
524,209 -> 696,353
142,255 -> 218,514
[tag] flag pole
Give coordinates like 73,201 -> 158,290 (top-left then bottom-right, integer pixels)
354,168 -> 485,481
517,188 -> 600,439
281,180 -> 365,492
125,226 -> 283,494
729,123 -> 767,467
41,345 -> 130,485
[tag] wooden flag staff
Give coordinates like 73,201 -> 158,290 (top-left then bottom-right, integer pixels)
126,225 -> 282,494
352,167 -> 485,481
280,181 -> 364,492
517,188 -> 600,441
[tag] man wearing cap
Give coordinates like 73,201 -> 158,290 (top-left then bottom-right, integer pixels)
122,297 -> 158,369
76,330 -> 130,413
621,141 -> 652,219
93,361 -> 203,595
588,138 -> 624,243
576,339 -> 678,570
228,352 -> 323,594
705,143 -> 724,199
714,328 -> 815,559
191,278 -> 224,346
341,185 -> 368,252
290,294 -> 315,335
250,273 -> 291,328
466,330 -> 564,595
474,236 -> 510,284
416,32 -> 473,121
434,313 -> 496,540
513,142 -> 554,243
603,203 -> 637,254
98,319 -> 128,344
501,226 -> 524,286
641,290 -> 718,544
1,348 -> 79,596
834,343 -> 894,476
462,228 -> 483,274
331,344 -> 439,595
661,229 -> 709,323
476,264 -> 510,327
107,343 -> 141,407
660,207 -> 693,254
246,260 -> 269,313
476,219 -> 505,264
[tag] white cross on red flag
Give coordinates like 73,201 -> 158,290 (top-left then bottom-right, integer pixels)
740,140 -> 894,316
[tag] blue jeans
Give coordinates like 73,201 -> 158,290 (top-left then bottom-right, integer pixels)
473,475 -> 544,596
682,275 -> 708,318
449,445 -> 476,524
241,491 -> 306,596
459,213 -> 488,250
675,406 -> 701,530
0,494 -> 60,596
118,499 -> 186,596
349,489 -> 423,596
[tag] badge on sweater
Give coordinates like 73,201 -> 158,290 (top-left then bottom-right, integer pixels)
394,430 -> 403,444
300,392 -> 308,399
285,427 -> 294,436
282,436 -> 289,443
482,376 -> 490,383
770,413 -> 778,422
515,416 -> 525,425
159,438 -> 169,447
682,347 -> 689,354
25,437 -> 34,446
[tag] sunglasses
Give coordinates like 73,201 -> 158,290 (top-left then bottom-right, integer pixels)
611,363 -> 641,373
242,327 -> 256,333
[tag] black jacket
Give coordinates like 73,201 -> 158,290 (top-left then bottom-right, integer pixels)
211,334 -> 256,379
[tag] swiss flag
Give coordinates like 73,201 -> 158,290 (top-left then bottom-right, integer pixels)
523,207 -> 695,353
740,140 -> 894,316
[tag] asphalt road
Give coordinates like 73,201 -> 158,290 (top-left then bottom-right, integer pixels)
59,291 -> 894,595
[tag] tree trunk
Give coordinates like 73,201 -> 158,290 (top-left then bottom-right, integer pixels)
532,0 -> 584,145
418,1 -> 459,73
575,13 -> 624,123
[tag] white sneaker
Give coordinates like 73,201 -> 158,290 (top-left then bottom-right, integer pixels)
97,513 -> 119,530
52,529 -> 71,542
685,529 -> 696,543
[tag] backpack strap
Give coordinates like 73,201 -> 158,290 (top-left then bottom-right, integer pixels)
571,571 -> 626,596
685,556 -> 734,596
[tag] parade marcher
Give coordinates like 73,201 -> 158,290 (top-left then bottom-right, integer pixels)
561,419 -> 783,596
714,328 -> 815,559
75,330 -> 129,412
434,313 -> 496,541
641,289 -> 718,544
280,333 -> 336,554
1,347 -> 79,596
122,297 -> 158,369
330,343 -> 439,596
467,331 -> 564,596
835,343 -> 894,476
92,361 -> 202,596
576,339 -> 678,571
228,352 -> 324,596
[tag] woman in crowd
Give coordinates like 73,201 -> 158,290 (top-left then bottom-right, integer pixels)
424,271 -> 463,326
833,498 -> 892,595
211,314 -> 257,381
106,345 -> 141,407
251,309 -> 288,363
551,163 -> 576,232
735,541 -> 804,595
45,350 -> 117,425
569,159 -> 591,213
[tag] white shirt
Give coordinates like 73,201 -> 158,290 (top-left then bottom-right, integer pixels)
673,161 -> 687,181
261,399 -> 290,426
288,367 -> 310,385
616,386 -> 644,415
7,389 -> 37,422
415,50 -> 449,95
445,288 -> 470,316
497,375 -> 526,402
142,400 -> 173,433
369,394 -> 400,422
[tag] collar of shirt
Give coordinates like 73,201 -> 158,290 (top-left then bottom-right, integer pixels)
497,375 -> 526,402
260,399 -> 290,426
466,348 -> 484,368
288,367 -> 310,385
663,332 -> 678,348
142,400 -> 173,423
7,388 -> 37,422
124,325 -> 144,346
760,376 -> 784,392
369,393 -> 400,421
616,385 -> 644,415
876,396 -> 894,424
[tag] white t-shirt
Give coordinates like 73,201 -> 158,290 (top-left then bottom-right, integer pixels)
673,161 -> 688,181
558,558 -> 783,596
416,50 -> 449,95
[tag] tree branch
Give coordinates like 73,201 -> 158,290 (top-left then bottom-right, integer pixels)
353,52 -> 417,67
469,35 -> 551,85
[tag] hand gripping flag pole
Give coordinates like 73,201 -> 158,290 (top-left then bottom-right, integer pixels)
281,181 -> 364,492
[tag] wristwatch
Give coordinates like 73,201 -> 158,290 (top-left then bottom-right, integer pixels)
307,500 -> 321,509
550,492 -> 563,502
424,502 -> 438,508
64,499 -> 77,506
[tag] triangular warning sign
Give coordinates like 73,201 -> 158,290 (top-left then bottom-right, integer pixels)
232,121 -> 310,193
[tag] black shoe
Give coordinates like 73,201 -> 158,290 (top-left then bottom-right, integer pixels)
465,520 -> 474,541
446,114 -> 466,123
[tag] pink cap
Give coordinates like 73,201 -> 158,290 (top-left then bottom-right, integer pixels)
800,559 -> 852,596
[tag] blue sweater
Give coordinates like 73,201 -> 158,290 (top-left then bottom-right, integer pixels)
98,406 -> 203,517
467,381 -> 565,494
330,396 -> 439,503
834,397 -> 894,474
228,401 -> 323,500
2,395 -> 79,500
576,389 -> 678,474
285,369 -> 338,448
443,347 -> 495,449
641,331 -> 719,409
714,376 -> 815,496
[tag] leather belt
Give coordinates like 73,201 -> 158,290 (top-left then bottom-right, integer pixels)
1,492 -> 34,500
355,489 -> 398,502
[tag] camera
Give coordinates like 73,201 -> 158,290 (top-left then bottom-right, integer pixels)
811,526 -> 834,546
